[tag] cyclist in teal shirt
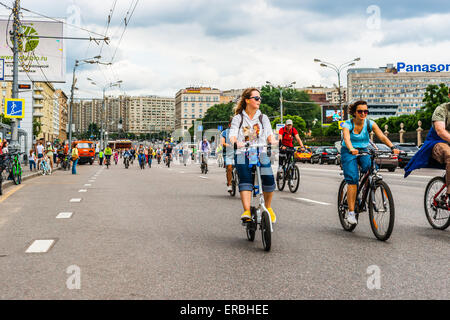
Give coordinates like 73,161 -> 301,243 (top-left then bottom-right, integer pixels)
341,100 -> 399,225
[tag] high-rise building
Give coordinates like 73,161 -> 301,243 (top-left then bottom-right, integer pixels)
175,87 -> 221,131
347,64 -> 450,115
126,96 -> 175,134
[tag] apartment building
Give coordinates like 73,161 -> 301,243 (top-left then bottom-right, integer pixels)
175,87 -> 221,131
55,89 -> 68,141
126,96 -> 175,134
347,64 -> 450,115
299,85 -> 347,104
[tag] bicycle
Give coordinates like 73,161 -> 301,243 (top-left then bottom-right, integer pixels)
217,153 -> 224,168
166,154 -> 171,168
276,147 -> 300,193
9,152 -> 23,185
235,142 -> 273,251
105,156 -> 111,169
337,148 -> 395,241
138,154 -> 146,169
230,165 -> 239,197
62,154 -> 71,171
423,174 -> 450,230
39,156 -> 52,176
0,153 -> 8,195
124,156 -> 130,169
200,152 -> 208,174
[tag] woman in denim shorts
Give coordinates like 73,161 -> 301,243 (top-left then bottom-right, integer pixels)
229,88 -> 277,224
341,101 -> 399,225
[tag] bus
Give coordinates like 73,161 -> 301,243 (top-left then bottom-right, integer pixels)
108,140 -> 133,150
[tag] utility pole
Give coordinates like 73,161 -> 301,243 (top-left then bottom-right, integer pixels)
10,0 -> 20,150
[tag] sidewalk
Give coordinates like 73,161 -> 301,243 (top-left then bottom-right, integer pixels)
1,161 -> 62,191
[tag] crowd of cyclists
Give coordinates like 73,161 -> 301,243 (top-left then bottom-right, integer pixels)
2,87 -> 449,240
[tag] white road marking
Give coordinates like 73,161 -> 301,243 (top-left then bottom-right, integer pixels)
78,189 -> 87,193
26,240 -> 55,253
84,184 -> 91,187
89,180 -> 95,183
180,171 -> 185,173
295,197 -> 331,206
70,198 -> 82,203
199,176 -> 208,179
56,212 -> 73,219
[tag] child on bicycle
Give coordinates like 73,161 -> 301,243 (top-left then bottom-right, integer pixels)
229,88 -> 277,223
341,100 -> 399,225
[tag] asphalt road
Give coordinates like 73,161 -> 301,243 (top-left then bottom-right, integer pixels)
0,157 -> 448,299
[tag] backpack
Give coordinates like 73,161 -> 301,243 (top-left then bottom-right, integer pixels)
341,119 -> 373,147
238,113 -> 265,131
280,127 -> 296,141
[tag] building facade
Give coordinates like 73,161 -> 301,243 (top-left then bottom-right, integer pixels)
55,89 -> 68,142
299,85 -> 347,104
347,64 -> 450,115
175,87 -> 221,131
126,96 -> 175,134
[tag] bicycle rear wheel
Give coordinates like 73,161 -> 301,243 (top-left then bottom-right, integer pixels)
424,176 -> 450,230
231,169 -> 238,197
337,180 -> 358,232
369,180 -> 395,241
276,170 -> 286,191
0,173 -> 3,195
261,210 -> 271,251
12,166 -> 20,185
288,165 -> 300,193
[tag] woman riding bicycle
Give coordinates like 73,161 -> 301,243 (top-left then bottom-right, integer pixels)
229,88 -> 277,223
341,100 -> 399,225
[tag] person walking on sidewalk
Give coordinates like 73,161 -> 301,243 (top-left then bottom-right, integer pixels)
29,149 -> 36,171
36,140 -> 45,169
72,144 -> 79,174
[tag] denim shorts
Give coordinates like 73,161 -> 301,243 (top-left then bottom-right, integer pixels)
235,152 -> 275,192
340,146 -> 371,185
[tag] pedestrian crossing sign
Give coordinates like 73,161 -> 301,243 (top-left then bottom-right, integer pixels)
4,98 -> 25,119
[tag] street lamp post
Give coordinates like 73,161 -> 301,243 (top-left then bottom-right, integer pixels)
68,56 -> 101,149
265,81 -> 296,124
89,79 -> 123,150
314,57 -> 360,122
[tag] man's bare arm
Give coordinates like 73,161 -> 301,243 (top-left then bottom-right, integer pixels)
434,121 -> 450,143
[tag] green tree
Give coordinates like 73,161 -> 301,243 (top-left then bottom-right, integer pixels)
422,83 -> 449,114
260,85 -> 320,128
324,121 -> 340,136
0,113 -> 12,125
33,118 -> 42,137
271,115 -> 307,139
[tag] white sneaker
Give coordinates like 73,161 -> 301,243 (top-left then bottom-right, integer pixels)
347,212 -> 358,225
227,186 -> 232,192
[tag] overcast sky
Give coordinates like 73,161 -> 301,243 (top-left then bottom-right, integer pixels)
2,0 -> 450,99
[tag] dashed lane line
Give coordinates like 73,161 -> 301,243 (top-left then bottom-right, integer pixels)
56,212 -> 73,219
25,239 -> 56,253
70,198 -> 82,203
294,197 -> 331,206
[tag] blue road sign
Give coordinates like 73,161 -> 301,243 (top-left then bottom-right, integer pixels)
218,126 -> 223,131
198,125 -> 203,131
4,99 -> 25,118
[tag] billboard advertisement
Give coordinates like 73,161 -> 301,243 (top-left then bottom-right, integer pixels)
322,104 -> 348,126
0,18 -> 65,82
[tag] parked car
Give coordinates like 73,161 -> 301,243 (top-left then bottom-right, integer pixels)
294,146 -> 312,163
368,143 -> 398,172
394,143 -> 419,168
310,146 -> 339,164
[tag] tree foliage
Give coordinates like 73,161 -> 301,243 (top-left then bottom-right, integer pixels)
271,115 -> 307,139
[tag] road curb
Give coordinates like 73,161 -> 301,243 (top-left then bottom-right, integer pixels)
1,167 -> 62,191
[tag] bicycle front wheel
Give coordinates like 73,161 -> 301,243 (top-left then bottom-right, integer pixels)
337,180 -> 358,232
369,180 -> 395,241
261,210 -> 271,251
231,169 -> 238,197
288,165 -> 300,193
12,167 -> 20,185
424,176 -> 450,230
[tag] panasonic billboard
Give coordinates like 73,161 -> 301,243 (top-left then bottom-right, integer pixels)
397,62 -> 450,73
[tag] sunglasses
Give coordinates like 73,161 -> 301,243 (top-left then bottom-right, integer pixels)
356,110 -> 369,115
249,96 -> 262,101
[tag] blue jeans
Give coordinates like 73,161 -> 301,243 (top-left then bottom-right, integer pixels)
340,147 -> 371,185
235,152 -> 275,192
29,160 -> 36,171
72,159 -> 78,174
